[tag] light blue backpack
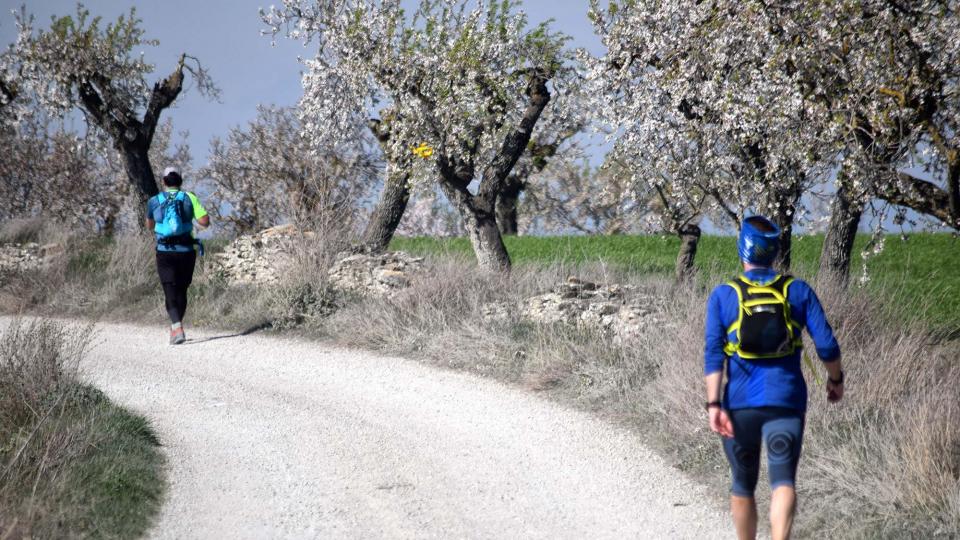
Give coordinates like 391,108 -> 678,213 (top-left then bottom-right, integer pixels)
155,191 -> 192,242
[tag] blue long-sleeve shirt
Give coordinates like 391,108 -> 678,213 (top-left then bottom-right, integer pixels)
704,268 -> 841,412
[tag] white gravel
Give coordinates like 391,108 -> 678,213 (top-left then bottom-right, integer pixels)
77,322 -> 731,539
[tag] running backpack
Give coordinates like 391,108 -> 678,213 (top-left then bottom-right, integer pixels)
723,274 -> 802,360
154,191 -> 191,242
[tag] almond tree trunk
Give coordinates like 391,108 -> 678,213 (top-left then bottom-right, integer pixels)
496,175 -> 523,235
440,182 -> 511,271
818,177 -> 864,287
769,176 -> 804,272
76,56 -> 188,216
434,73 -> 552,272
360,166 -> 411,253
119,138 -> 160,210
675,223 -> 701,283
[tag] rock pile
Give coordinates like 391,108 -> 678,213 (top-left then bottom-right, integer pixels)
327,251 -> 425,297
485,277 -> 672,341
214,225 -> 426,296
213,225 -> 308,284
0,242 -> 62,276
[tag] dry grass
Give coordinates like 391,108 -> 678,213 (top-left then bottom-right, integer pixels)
2,221 -> 957,537
0,318 -> 165,538
321,258 -> 959,538
0,217 -> 72,246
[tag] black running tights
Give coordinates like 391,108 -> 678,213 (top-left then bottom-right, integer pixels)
156,250 -> 197,324
161,282 -> 189,324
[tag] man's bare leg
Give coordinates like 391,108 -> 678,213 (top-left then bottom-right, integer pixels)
731,495 -> 757,540
770,485 -> 797,540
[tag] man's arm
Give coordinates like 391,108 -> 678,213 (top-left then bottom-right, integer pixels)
704,288 -> 734,437
800,282 -> 844,403
187,192 -> 210,229
145,198 -> 156,231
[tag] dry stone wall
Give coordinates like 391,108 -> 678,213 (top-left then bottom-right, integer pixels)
213,225 -> 307,284
485,277 -> 672,341
327,252 -> 425,297
0,242 -> 63,277
214,225 -> 425,298
215,226 -> 670,340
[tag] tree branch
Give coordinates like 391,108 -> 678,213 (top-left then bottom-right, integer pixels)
924,121 -> 960,220
710,188 -> 740,227
0,79 -> 14,108
76,81 -> 126,141
367,118 -> 390,144
142,54 -> 185,145
477,72 -> 551,201
875,171 -> 960,229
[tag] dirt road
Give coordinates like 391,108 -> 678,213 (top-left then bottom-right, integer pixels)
80,322 -> 729,539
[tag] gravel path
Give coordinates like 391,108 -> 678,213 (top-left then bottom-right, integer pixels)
78,322 -> 730,539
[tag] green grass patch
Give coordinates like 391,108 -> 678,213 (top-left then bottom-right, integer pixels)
0,320 -> 166,538
391,233 -> 960,330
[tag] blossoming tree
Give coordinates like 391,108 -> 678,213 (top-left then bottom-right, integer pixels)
203,105 -> 380,236
589,0 -> 959,283
264,0 -> 576,271
14,5 -> 217,208
755,0 -> 960,283
587,0 -> 839,275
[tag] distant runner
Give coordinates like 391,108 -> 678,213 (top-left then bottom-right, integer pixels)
703,215 -> 845,540
145,166 -> 210,345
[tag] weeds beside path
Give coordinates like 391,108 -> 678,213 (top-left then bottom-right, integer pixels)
392,233 -> 960,332
0,318 -> 165,539
3,228 -> 959,537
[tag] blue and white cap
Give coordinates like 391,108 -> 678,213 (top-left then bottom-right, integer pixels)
738,215 -> 781,266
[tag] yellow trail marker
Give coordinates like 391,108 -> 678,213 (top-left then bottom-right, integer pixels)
412,143 -> 434,159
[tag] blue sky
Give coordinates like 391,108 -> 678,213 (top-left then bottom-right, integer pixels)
1,1 -> 603,167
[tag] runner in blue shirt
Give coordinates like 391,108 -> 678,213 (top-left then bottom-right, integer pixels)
704,215 -> 845,540
146,167 -> 210,345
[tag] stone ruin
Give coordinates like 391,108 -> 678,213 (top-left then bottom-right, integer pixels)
213,225 -> 425,297
214,226 -> 669,339
0,242 -> 64,277
327,251 -> 425,297
212,224 -> 307,284
484,276 -> 672,341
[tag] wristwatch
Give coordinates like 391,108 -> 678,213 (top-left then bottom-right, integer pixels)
828,370 -> 845,385
705,400 -> 722,410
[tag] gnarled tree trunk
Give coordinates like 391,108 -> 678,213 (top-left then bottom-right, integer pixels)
675,223 -> 701,283
769,176 -> 804,271
496,175 -> 524,235
818,177 -> 864,287
360,166 -> 411,254
435,73 -> 551,272
119,137 -> 159,210
77,56 -> 187,214
440,182 -> 511,271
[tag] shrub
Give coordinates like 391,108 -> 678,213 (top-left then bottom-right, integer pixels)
0,319 -> 165,538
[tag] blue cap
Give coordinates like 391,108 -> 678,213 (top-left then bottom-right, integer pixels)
738,216 -> 781,265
